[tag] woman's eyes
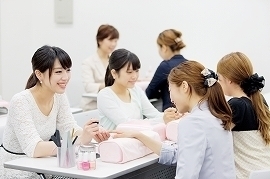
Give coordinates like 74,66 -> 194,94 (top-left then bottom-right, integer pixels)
55,69 -> 71,73
127,70 -> 139,73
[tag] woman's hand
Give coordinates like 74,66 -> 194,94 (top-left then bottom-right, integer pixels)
111,130 -> 141,139
163,107 -> 183,124
80,119 -> 100,145
93,126 -> 110,143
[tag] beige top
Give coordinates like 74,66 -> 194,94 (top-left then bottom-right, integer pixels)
80,52 -> 107,111
233,131 -> 270,179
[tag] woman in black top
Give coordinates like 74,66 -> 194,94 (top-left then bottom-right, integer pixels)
217,52 -> 270,179
146,29 -> 187,111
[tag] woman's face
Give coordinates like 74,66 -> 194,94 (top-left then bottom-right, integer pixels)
169,82 -> 190,113
158,44 -> 171,60
217,73 -> 231,96
113,63 -> 139,88
99,37 -> 118,55
39,59 -> 71,94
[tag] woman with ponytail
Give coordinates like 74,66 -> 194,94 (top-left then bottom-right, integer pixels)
217,52 -> 270,179
112,60 -> 236,179
97,48 -> 181,130
0,45 -> 109,178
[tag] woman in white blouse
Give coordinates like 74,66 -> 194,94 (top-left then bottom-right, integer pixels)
97,48 -> 180,130
113,61 -> 236,179
81,24 -> 119,111
0,45 -> 110,178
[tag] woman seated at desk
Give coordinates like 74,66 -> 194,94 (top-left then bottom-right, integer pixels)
0,45 -> 110,179
81,24 -> 119,111
145,29 -> 187,112
97,48 -> 181,130
113,61 -> 236,179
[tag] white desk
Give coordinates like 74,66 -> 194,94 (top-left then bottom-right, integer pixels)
82,93 -> 98,99
4,153 -> 159,179
70,107 -> 83,114
82,81 -> 151,100
136,81 -> 150,91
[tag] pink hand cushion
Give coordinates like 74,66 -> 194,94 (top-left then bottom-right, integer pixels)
0,100 -> 9,109
166,113 -> 189,142
165,119 -> 180,142
98,130 -> 160,163
116,120 -> 166,141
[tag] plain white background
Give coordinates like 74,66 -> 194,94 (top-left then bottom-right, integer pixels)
0,0 -> 270,107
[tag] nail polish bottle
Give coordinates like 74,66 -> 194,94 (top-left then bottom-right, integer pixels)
77,151 -> 83,170
89,152 -> 96,170
82,152 -> 90,171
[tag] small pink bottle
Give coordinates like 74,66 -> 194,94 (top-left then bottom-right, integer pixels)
81,152 -> 90,171
89,152 -> 96,170
77,151 -> 83,170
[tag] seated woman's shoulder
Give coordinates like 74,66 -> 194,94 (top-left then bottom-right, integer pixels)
11,90 -> 30,102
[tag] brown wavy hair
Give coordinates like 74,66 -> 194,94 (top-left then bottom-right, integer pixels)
168,60 -> 232,130
217,52 -> 270,144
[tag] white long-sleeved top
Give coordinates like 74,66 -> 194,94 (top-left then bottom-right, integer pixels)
0,90 -> 81,178
159,101 -> 236,179
97,85 -> 163,130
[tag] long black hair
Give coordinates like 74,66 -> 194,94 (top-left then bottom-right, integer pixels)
25,45 -> 72,89
105,48 -> 141,87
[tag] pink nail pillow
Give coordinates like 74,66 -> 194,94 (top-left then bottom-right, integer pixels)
166,119 -> 180,142
116,120 -> 166,141
98,130 -> 160,163
166,113 -> 189,142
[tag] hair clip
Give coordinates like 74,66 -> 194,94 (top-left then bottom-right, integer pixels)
174,37 -> 181,43
201,68 -> 218,87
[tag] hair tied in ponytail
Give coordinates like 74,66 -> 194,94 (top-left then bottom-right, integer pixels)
240,73 -> 265,96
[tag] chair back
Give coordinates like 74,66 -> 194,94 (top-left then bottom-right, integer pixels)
73,109 -> 99,127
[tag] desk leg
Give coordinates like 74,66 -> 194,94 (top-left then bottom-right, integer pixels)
37,173 -> 46,179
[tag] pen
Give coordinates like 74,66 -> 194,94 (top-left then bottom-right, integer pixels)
72,136 -> 78,145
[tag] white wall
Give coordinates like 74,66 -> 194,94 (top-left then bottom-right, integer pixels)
1,0 -> 270,107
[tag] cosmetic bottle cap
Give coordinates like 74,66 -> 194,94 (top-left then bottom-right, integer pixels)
83,152 -> 89,162
78,151 -> 83,161
90,152 -> 96,161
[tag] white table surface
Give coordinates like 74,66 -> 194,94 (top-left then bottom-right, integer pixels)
4,153 -> 159,179
82,93 -> 98,99
82,81 -> 151,99
70,107 -> 83,114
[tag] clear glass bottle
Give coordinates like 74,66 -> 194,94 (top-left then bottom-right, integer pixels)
89,151 -> 96,170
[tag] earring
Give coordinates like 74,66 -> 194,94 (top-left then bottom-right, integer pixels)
40,81 -> 42,84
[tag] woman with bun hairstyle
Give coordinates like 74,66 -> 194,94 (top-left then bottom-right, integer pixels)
146,29 -> 187,112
